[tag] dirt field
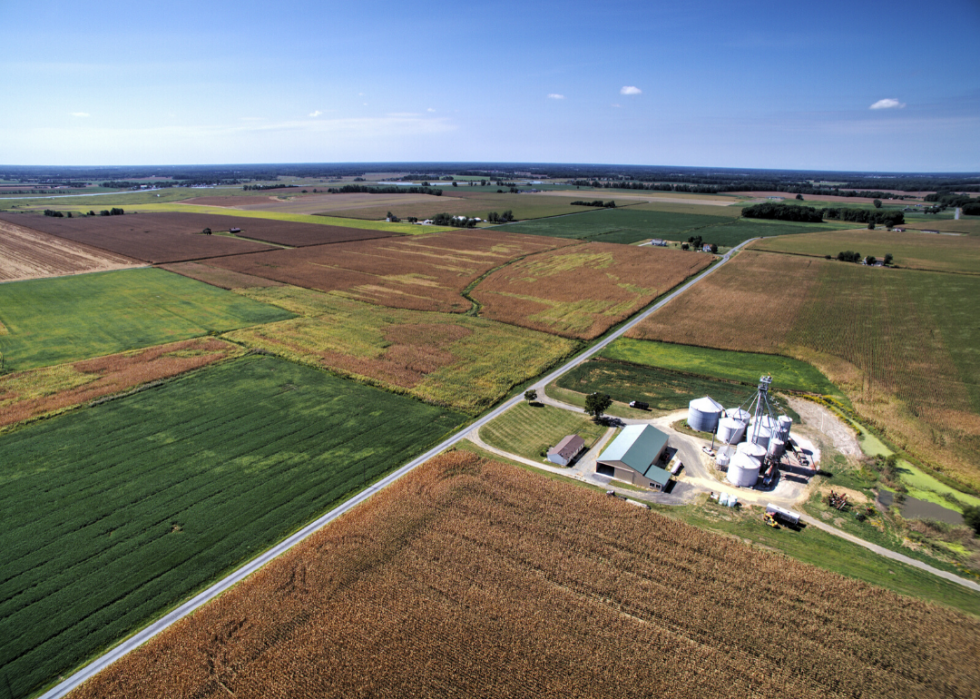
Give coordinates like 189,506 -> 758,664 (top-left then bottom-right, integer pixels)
208,230 -> 577,313
0,219 -> 139,282
0,213 -> 278,264
728,191 -> 924,205
180,196 -> 283,207
70,451 -> 980,699
210,192 -> 442,216
474,242 -> 712,339
537,189 -> 738,206
159,262 -> 284,289
0,338 -> 241,429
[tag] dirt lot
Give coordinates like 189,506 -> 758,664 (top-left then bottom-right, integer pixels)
0,213 -> 278,264
787,397 -> 862,458
209,230 -> 576,313
0,219 -> 139,282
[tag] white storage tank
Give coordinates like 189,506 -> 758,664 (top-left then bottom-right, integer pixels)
716,417 -> 745,444
747,423 -> 772,450
727,407 -> 751,425
727,452 -> 761,487
736,441 -> 766,464
716,449 -> 731,467
768,437 -> 786,459
688,396 -> 724,433
753,415 -> 780,432
778,415 -> 793,438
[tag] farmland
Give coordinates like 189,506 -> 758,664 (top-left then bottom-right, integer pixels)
325,191 -> 591,222
0,355 -> 465,699
479,401 -> 607,461
752,228 -> 980,274
0,268 -> 292,371
628,250 -> 980,489
555,357 -> 794,415
207,229 -> 576,313
0,212 -> 277,264
604,338 -> 841,396
0,337 -> 241,430
70,452 -> 980,699
473,242 -> 712,339
225,286 -> 577,413
0,218 -> 139,282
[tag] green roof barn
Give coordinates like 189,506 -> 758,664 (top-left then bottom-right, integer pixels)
596,424 -> 671,490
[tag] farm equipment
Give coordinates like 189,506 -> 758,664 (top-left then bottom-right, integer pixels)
827,490 -> 849,511
763,512 -> 778,528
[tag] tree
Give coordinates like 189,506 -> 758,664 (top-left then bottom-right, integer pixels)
873,199 -> 882,208
681,243 -> 689,250
884,253 -> 894,265
868,221 -> 875,230
963,505 -> 980,535
585,392 -> 612,421
202,227 -> 212,235
710,243 -> 718,254
866,255 -> 877,265
795,193 -> 804,200
524,389 -> 537,403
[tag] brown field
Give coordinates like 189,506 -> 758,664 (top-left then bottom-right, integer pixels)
0,338 -> 240,430
159,262 -> 284,289
208,230 -> 577,313
728,191 -> 926,205
903,218 -> 980,235
180,196 -> 285,207
210,192 -> 442,216
537,189 -> 738,206
0,218 -> 139,282
474,242 -> 712,339
628,250 -> 980,488
0,212 -> 277,264
326,192 -> 583,221
70,451 -> 980,699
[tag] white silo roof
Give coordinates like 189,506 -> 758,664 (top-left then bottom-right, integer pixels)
689,396 -> 724,413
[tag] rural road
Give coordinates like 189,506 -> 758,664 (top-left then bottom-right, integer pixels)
39,237 -> 977,698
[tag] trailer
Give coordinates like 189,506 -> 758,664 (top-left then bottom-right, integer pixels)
765,503 -> 801,526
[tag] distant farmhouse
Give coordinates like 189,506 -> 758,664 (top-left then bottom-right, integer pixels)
596,424 -> 671,490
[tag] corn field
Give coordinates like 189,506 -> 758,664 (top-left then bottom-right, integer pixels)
70,452 -> 980,699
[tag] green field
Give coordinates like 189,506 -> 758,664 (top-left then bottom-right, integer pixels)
555,357 -> 795,416
0,355 -> 465,699
226,286 -> 578,413
479,401 -> 607,462
752,228 -> 980,275
494,208 -> 834,246
603,338 -> 842,397
0,268 -> 293,372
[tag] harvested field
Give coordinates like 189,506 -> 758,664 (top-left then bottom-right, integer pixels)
208,229 -> 577,313
0,337 -> 241,429
325,192 -> 581,221
0,268 -> 292,371
473,242 -> 712,339
903,218 -> 980,236
225,287 -> 576,413
728,191 -> 925,205
751,228 -> 980,275
0,212 -> 394,262
0,212 -> 276,264
537,189 -> 738,205
181,195 -> 288,207
0,218 -> 139,282
233,191 -> 445,215
70,451 -> 980,699
1,356 -> 464,699
628,250 -> 980,489
159,261 -> 284,289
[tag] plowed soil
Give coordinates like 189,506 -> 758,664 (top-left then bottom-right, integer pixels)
0,219 -> 139,282
69,451 -> 980,699
208,230 -> 576,313
159,262 -> 284,289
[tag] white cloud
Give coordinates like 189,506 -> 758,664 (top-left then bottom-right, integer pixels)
309,110 -> 322,117
547,93 -> 565,100
427,107 -> 436,112
611,103 -> 622,108
870,98 -> 905,110
620,86 -> 641,96
71,112 -> 90,117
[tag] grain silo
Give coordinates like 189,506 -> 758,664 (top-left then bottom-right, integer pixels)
777,415 -> 793,439
688,396 -> 724,433
727,452 -> 761,487
768,437 -> 786,459
716,448 -> 731,467
746,423 -> 772,450
727,407 -> 751,425
716,417 -> 745,445
736,441 -> 766,464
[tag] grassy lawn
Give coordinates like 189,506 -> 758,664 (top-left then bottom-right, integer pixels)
0,268 -> 293,372
479,401 -> 607,462
603,338 -> 842,397
0,355 -> 466,699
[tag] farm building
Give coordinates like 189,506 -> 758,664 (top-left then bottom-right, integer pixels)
596,424 -> 671,490
547,434 -> 585,467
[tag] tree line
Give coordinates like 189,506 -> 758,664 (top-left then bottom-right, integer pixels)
743,202 -> 904,227
327,185 -> 443,196
570,200 -> 616,208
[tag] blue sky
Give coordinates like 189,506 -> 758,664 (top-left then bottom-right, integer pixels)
1,0 -> 977,171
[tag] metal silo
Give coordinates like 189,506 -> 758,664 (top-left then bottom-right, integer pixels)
716,417 -> 745,445
688,396 -> 724,433
736,441 -> 766,463
778,416 -> 793,439
727,407 -> 751,425
768,437 -> 786,459
727,452 -> 761,487
753,415 -> 780,432
716,449 -> 731,467
747,423 -> 772,450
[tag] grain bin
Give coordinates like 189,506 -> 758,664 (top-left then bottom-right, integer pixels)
716,449 -> 731,467
727,407 -> 751,425
768,437 -> 786,459
746,423 -> 772,450
752,415 -> 780,432
778,415 -> 793,438
727,452 -> 761,487
736,441 -> 766,464
716,417 -> 745,445
688,396 -> 724,433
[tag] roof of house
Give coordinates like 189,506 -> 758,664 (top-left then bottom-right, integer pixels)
597,424 -> 670,482
548,434 -> 585,460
